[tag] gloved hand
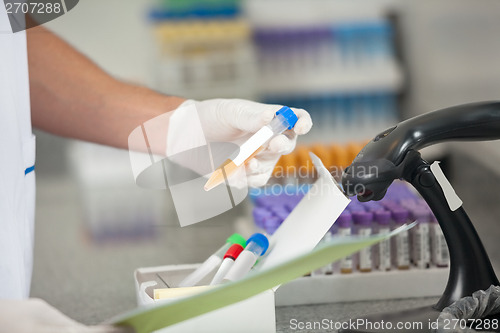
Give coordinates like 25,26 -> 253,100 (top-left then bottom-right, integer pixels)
167,99 -> 312,187
0,298 -> 133,333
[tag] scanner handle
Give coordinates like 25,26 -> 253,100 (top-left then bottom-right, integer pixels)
366,101 -> 500,166
342,101 -> 500,200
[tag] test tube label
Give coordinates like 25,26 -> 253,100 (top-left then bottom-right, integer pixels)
378,227 -> 391,271
396,231 -> 410,268
338,228 -> 353,272
431,224 -> 449,267
358,228 -> 372,271
413,223 -> 430,268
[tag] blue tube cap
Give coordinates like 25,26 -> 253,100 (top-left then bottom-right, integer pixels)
276,106 -> 298,130
248,233 -> 270,256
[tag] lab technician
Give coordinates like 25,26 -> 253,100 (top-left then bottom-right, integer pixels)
0,9 -> 312,333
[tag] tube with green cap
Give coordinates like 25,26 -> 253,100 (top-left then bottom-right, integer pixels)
178,233 -> 246,287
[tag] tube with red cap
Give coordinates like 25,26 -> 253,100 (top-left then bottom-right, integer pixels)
210,244 -> 245,285
178,233 -> 246,287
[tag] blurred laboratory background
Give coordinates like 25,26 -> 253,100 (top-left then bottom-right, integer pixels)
32,0 -> 500,328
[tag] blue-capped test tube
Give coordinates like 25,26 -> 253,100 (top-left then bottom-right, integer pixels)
178,233 -> 247,287
204,106 -> 298,191
222,233 -> 269,282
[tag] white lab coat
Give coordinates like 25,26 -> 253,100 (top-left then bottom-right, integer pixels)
0,7 -> 36,298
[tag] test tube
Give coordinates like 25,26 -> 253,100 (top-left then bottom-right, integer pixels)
252,207 -> 272,230
374,210 -> 392,271
204,106 -> 298,191
271,205 -> 289,219
337,211 -> 354,274
347,201 -> 365,213
279,152 -> 298,186
353,211 -> 373,273
210,244 -> 244,285
312,226 -> 335,276
295,145 -> 315,183
255,195 -> 272,209
411,207 -> 431,269
330,96 -> 345,143
311,144 -> 332,174
364,201 -> 383,212
322,225 -> 335,275
222,233 -> 269,282
178,233 -> 246,287
265,220 -> 281,236
400,199 -> 418,209
430,212 -> 449,267
263,216 -> 281,235
330,143 -> 349,176
392,208 -> 411,270
284,194 -> 301,212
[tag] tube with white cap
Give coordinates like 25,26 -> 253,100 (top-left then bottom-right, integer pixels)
222,233 -> 269,282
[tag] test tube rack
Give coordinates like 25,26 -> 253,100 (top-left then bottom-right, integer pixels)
248,181 -> 450,306
148,0 -> 405,144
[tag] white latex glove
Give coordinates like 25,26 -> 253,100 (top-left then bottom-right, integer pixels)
0,298 -> 133,333
168,99 -> 312,188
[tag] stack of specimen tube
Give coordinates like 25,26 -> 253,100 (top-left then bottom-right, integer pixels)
251,180 -> 449,274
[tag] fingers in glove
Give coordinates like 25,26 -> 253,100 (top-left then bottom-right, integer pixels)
247,172 -> 274,188
216,99 -> 280,134
290,108 -> 313,135
246,154 -> 281,175
246,158 -> 261,175
248,105 -> 312,136
267,133 -> 297,155
225,166 -> 249,189
245,154 -> 281,188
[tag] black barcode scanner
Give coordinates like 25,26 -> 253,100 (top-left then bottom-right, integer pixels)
340,102 -> 500,333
